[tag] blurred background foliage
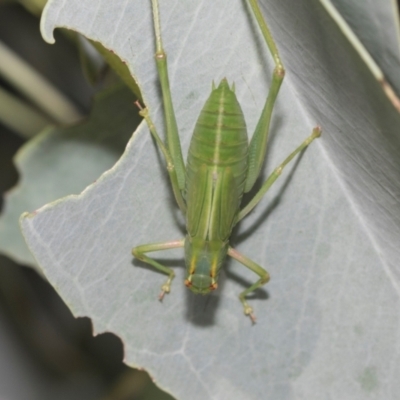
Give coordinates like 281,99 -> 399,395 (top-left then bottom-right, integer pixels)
0,0 -> 174,398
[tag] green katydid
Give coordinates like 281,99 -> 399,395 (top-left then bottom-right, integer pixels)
132,0 -> 321,322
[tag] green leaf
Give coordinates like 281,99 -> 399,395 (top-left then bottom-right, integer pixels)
0,84 -> 139,268
20,1 -> 400,399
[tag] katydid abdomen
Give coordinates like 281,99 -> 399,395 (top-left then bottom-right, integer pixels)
184,79 -> 248,293
186,79 -> 248,190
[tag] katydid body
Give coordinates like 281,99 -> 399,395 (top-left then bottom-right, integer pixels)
132,0 -> 321,322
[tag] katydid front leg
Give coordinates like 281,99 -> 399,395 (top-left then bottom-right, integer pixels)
228,247 -> 270,323
132,239 -> 185,299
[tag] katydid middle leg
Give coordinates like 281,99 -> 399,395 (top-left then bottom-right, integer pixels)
132,239 -> 185,299
135,101 -> 186,214
229,127 -> 321,320
238,126 -> 321,221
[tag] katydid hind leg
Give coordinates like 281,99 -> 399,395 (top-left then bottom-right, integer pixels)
244,0 -> 286,193
227,246 -> 270,323
150,0 -> 186,190
132,239 -> 185,299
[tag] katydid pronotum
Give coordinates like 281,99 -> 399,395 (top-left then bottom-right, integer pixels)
132,0 -> 321,322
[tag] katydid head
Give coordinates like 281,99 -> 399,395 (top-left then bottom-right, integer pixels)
184,236 -> 228,295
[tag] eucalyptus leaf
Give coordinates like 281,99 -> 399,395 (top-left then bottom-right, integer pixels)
20,1 -> 400,399
0,84 -> 139,268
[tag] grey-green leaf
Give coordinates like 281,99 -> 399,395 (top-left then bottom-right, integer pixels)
20,1 -> 400,399
330,0 -> 400,94
0,84 -> 139,268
